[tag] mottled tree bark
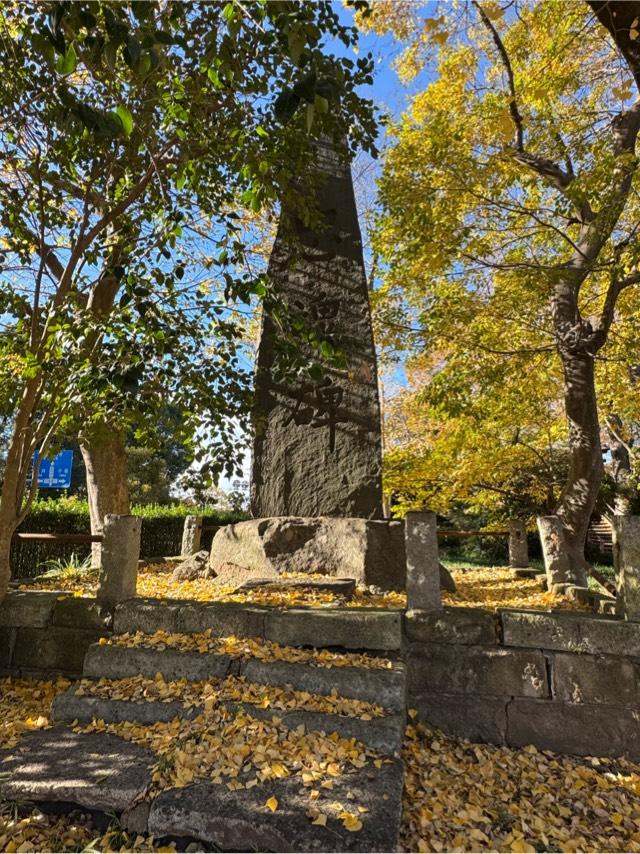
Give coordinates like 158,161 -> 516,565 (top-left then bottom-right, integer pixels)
80,428 -> 130,567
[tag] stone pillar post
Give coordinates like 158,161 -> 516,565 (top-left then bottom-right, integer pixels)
508,520 -> 529,568
181,515 -> 203,556
97,514 -> 141,607
405,511 -> 441,611
612,515 -> 640,620
537,516 -> 572,591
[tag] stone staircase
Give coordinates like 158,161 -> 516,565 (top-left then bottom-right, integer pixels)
2,598 -> 408,851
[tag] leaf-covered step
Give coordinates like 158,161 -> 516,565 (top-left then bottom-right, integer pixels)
51,678 -> 405,755
82,632 -> 406,711
112,598 -> 403,651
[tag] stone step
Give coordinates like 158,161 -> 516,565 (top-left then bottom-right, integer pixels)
51,686 -> 405,755
112,598 -> 403,651
82,642 -> 407,711
0,725 -> 404,852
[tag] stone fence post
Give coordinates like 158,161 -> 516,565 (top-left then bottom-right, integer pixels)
405,511 -> 441,611
508,520 -> 529,568
97,514 -> 141,608
612,515 -> 640,620
181,515 -> 203,556
537,516 -> 572,590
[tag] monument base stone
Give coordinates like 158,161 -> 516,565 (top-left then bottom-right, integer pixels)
208,517 -> 406,591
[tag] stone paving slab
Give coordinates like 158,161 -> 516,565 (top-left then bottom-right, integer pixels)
82,643 -> 406,711
0,724 -> 404,852
0,725 -> 154,813
51,689 -> 405,755
149,758 -> 405,852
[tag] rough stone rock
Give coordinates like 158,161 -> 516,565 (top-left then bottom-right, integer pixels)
407,643 -> 549,698
439,563 -> 457,593
172,550 -> 210,582
0,725 -> 154,812
209,517 -> 406,591
250,140 -> 383,521
236,576 -> 356,596
513,568 -> 540,579
149,758 -> 404,853
565,585 -> 594,606
404,607 -> 497,646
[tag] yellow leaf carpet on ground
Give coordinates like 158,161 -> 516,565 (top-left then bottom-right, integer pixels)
22,562 -> 586,613
3,678 -> 640,851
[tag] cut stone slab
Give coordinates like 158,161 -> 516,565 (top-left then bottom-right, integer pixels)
172,550 -> 209,582
506,698 -> 640,760
208,517 -> 406,591
82,644 -> 406,710
51,690 -> 405,755
149,758 -> 404,853
404,607 -> 497,646
501,609 -> 640,657
550,651 -> 640,708
113,600 -> 400,651
412,692 -> 508,745
263,608 -> 402,651
236,576 -> 357,596
0,725 -> 154,813
407,643 -> 549,699
0,590 -> 63,628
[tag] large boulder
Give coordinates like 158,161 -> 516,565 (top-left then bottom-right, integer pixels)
208,517 -> 406,591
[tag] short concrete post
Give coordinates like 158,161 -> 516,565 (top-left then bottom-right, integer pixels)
405,511 -> 441,611
181,515 -> 203,556
97,514 -> 141,607
612,515 -> 640,620
508,519 -> 529,568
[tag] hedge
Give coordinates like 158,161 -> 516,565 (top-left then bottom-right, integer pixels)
11,497 -> 249,578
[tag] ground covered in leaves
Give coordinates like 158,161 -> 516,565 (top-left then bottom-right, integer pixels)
3,678 -> 640,851
20,561 -> 586,613
442,565 -> 584,611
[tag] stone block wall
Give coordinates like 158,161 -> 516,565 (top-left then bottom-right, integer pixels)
406,607 -> 640,761
0,591 -> 111,678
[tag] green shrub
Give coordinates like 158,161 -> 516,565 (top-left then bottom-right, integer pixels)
11,497 -> 248,578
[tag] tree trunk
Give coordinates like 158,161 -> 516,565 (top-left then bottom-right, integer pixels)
555,350 -> 603,585
80,428 -> 130,567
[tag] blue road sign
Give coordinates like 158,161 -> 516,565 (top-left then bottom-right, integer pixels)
32,450 -> 73,489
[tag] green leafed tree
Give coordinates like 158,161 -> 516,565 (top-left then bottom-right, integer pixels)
0,0 -> 376,599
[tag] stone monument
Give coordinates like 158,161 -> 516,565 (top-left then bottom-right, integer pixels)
250,139 -> 383,519
209,142 -> 419,592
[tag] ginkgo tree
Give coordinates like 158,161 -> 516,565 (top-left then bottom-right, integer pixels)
0,0 -> 376,600
365,0 -> 640,583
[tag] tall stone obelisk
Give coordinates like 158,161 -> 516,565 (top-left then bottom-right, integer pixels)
250,141 -> 383,519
